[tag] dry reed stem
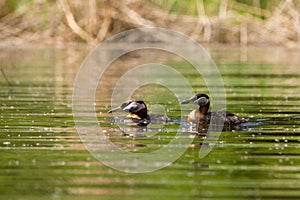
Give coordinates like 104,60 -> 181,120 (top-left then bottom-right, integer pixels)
219,0 -> 228,19
115,1 -> 155,27
0,67 -> 12,86
97,6 -> 112,42
0,0 -> 299,46
191,0 -> 211,42
59,0 -> 96,45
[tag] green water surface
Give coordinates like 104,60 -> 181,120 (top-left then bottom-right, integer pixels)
1,46 -> 300,200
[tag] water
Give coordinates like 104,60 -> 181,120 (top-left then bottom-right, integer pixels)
1,46 -> 300,199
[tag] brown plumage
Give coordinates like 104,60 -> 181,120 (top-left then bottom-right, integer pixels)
181,94 -> 247,132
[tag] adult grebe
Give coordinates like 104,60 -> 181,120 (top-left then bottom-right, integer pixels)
181,94 -> 247,132
108,100 -> 171,126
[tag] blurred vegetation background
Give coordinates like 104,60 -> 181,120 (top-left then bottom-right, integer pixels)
0,0 -> 299,46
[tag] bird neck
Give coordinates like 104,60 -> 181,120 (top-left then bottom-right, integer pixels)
199,102 -> 210,117
133,108 -> 148,120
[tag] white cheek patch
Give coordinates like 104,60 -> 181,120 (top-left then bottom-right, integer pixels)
123,102 -> 145,112
123,102 -> 137,111
134,103 -> 146,112
194,97 -> 209,106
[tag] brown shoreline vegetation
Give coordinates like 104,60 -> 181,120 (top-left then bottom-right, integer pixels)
0,0 -> 299,47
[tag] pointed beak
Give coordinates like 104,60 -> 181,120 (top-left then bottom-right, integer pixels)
181,99 -> 192,104
108,107 -> 121,113
181,95 -> 197,104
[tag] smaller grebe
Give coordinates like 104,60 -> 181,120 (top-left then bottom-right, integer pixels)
181,94 -> 247,132
108,100 -> 171,126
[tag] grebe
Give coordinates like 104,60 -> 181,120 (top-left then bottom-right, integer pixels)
181,94 -> 247,132
108,100 -> 171,126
